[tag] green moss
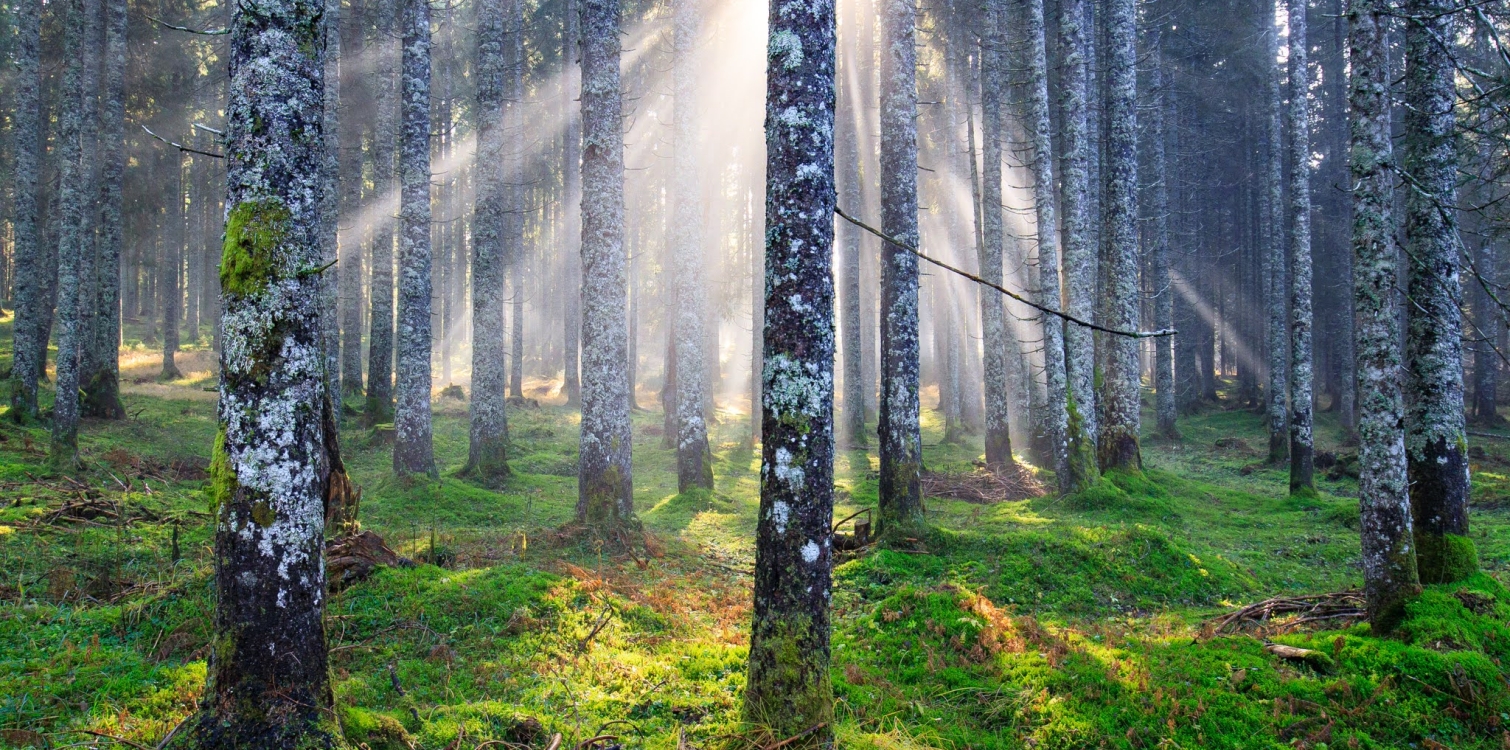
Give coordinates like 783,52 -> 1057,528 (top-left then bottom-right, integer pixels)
1063,389 -> 1099,493
250,501 -> 275,527
339,707 -> 413,750
209,426 -> 235,517
220,199 -> 290,299
743,615 -> 834,746
1416,532 -> 1480,585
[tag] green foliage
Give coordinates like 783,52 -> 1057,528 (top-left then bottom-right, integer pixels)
1417,532 -> 1480,584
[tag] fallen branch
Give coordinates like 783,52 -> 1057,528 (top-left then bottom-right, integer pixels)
836,206 -> 1175,339
1204,591 -> 1367,637
921,465 -> 1045,504
764,723 -> 827,750
59,730 -> 155,750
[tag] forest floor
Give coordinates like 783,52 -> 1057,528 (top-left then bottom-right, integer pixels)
2,322 -> 1510,749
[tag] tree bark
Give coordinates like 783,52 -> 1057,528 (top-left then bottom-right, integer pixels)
366,0 -> 398,424
562,0 -> 583,407
83,0 -> 126,420
1058,0 -> 1099,492
1148,44 -> 1175,441
1473,241 -> 1500,426
1287,0 -> 1316,495
505,0 -> 525,402
339,0 -> 366,398
743,0 -> 837,741
1264,6 -> 1288,465
975,0 -> 1014,472
838,0 -> 866,449
393,0 -> 436,477
162,155 -> 185,381
179,0 -> 341,744
1348,0 -> 1421,633
1402,0 -> 1473,583
7,0 -> 42,422
576,0 -> 634,531
1095,0 -> 1140,472
319,0 -> 342,408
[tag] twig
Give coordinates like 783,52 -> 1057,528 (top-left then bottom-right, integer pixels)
577,605 -> 614,651
835,206 -> 1175,339
763,723 -> 827,750
575,736 -> 618,750
144,14 -> 229,35
141,125 -> 224,159
62,730 -> 155,750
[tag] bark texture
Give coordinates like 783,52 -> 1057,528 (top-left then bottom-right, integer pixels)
339,1 -> 365,398
1025,0 -> 1068,479
672,0 -> 713,491
838,0 -> 866,448
7,0 -> 42,422
1349,0 -> 1421,632
318,0 -> 342,408
1287,0 -> 1316,495
393,0 -> 436,477
562,0 -> 583,407
366,0 -> 398,424
1148,47 -> 1175,440
83,0 -> 127,420
1402,0 -> 1474,583
467,0 -> 510,480
877,0 -> 923,528
1264,9 -> 1288,465
1096,0 -> 1141,472
977,0 -> 1014,471
743,0 -> 837,741
576,0 -> 634,530
181,0 -> 341,744
1058,0 -> 1099,492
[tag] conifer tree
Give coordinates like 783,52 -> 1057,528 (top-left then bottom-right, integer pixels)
1287,0 -> 1316,495
7,0 -> 42,423
1059,0 -> 1099,491
393,0 -> 435,476
467,0 -> 510,480
672,0 -> 713,491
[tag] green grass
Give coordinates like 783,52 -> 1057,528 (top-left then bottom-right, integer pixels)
1,327 -> 1508,749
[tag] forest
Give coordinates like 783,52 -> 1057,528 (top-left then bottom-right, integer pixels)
1,0 -> 1509,747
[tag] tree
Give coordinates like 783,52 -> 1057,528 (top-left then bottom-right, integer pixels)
1402,0 -> 1474,583
576,0 -> 633,531
8,0 -> 42,423
83,0 -> 126,420
672,0 -> 713,491
562,0 -> 582,408
393,0 -> 435,477
1287,0 -> 1316,495
162,153 -> 185,381
1348,0 -> 1420,632
339,0 -> 366,398
1096,0 -> 1140,471
976,0 -> 1014,471
179,0 -> 344,743
877,0 -> 923,530
1148,43 -> 1176,440
838,0 -> 866,448
319,0 -> 342,407
1263,5 -> 1288,465
367,0 -> 398,424
743,0 -> 837,740
1059,0 -> 1099,491
51,0 -> 102,467
1025,0 -> 1069,478
466,0 -> 510,481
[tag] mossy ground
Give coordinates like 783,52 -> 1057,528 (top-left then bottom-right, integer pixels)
1,328 -> 1508,749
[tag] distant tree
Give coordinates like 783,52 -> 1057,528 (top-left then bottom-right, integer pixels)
1058,0 -> 1099,491
8,0 -> 42,422
1096,0 -> 1140,472
466,0 -> 510,481
83,0 -> 126,420
1147,43 -> 1176,441
976,0 -> 1013,471
51,0 -> 102,467
743,0 -> 837,740
877,0 -> 923,530
505,0 -> 524,403
671,0 -> 713,491
339,0 -> 366,398
366,0 -> 398,424
1472,240 -> 1500,427
393,0 -> 435,477
576,0 -> 634,531
1348,0 -> 1420,632
1402,0 -> 1474,583
561,0 -> 582,408
161,153 -> 185,382
1263,5 -> 1288,467
319,0 -> 342,407
180,0 -> 344,743
837,0 -> 866,449
1287,0 -> 1316,495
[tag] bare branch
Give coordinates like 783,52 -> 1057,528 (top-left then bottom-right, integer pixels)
144,14 -> 229,35
141,125 -> 224,159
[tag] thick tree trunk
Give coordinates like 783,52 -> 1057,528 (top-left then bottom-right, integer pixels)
1148,47 -> 1175,440
179,0 -> 341,744
393,0 -> 435,477
51,0 -> 102,467
1263,8 -> 1288,466
976,1 -> 1013,471
1287,0 -> 1316,495
1058,0 -> 1099,492
743,0 -> 836,741
562,0 -> 582,407
1095,0 -> 1140,472
366,0 -> 398,424
83,0 -> 126,420
1025,0 -> 1068,479
576,0 -> 634,531
8,0 -> 42,423
1348,0 -> 1421,633
1402,0 -> 1474,583
877,0 -> 923,529
466,0 -> 510,480
671,0 -> 713,491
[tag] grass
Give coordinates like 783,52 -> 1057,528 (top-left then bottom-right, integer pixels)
1,328 -> 1508,749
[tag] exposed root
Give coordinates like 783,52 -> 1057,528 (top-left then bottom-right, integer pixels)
1203,590 -> 1367,638
920,463 -> 1045,504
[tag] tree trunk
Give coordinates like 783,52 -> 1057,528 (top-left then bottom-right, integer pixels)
576,0 -> 634,531
1264,8 -> 1288,465
562,0 -> 582,407
466,0 -> 510,480
1025,0 -> 1068,479
393,0 -> 435,477
1473,241 -> 1500,426
1058,0 -> 1099,492
838,0 -> 866,448
179,0 -> 341,744
1348,0 -> 1421,633
8,0 -> 43,423
505,1 -> 525,403
83,0 -> 126,420
319,0 -> 342,407
671,0 -> 713,491
743,0 -> 836,740
877,0 -> 923,529
976,0 -> 1013,471
339,0 -> 366,398
1148,45 -> 1175,440
162,155 -> 185,381
1095,0 -> 1140,473
1402,0 -> 1474,583
366,0 -> 398,424
51,0 -> 102,467
1287,0 -> 1316,495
